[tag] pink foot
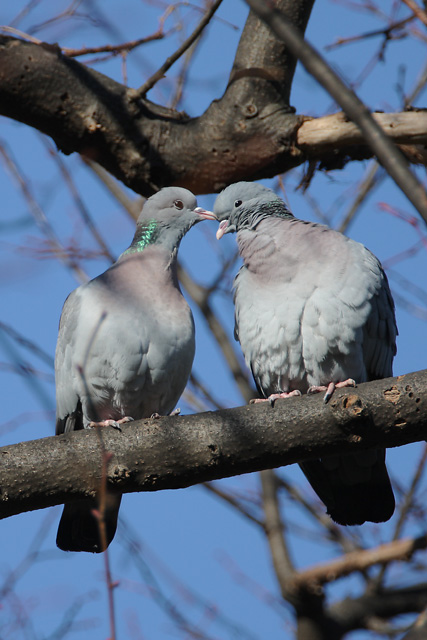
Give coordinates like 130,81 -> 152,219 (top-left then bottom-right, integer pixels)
308,379 -> 356,404
88,416 -> 134,430
250,390 -> 302,406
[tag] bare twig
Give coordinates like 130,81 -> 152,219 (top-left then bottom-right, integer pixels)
0,25 -> 43,44
62,29 -> 165,57
324,16 -> 414,51
401,0 -> 427,29
261,470 -> 296,599
337,161 -> 384,234
203,482 -> 264,527
277,476 -> 360,555
42,139 -> 115,262
130,0 -> 223,100
293,534 -> 427,589
82,158 -> 143,222
0,142 -> 88,283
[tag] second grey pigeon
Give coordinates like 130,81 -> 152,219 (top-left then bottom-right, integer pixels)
214,181 -> 396,526
55,187 -> 216,552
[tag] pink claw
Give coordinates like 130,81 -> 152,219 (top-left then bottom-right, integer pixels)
308,379 -> 356,404
88,416 -> 134,429
250,390 -> 302,406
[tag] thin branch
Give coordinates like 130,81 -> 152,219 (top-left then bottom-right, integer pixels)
0,25 -> 43,44
293,534 -> 427,589
261,470 -> 296,599
337,161 -> 384,234
393,444 -> 427,541
0,142 -> 88,283
62,29 -> 165,57
401,0 -> 427,29
277,476 -> 360,555
130,0 -> 223,100
202,482 -> 264,527
328,584 -> 427,634
82,158 -> 143,222
42,139 -> 116,262
324,16 -> 414,51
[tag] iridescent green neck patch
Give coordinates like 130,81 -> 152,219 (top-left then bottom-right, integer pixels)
123,220 -> 160,255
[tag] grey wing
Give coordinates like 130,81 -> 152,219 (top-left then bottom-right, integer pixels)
233,266 -> 246,343
55,289 -> 83,435
363,265 -> 397,380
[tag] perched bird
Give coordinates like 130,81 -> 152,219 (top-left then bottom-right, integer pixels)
55,187 -> 216,552
215,181 -> 396,526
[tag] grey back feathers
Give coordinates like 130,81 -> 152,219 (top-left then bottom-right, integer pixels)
55,187 -> 215,552
215,181 -> 396,526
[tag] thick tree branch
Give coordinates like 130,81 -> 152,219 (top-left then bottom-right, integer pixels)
0,370 -> 426,520
4,1 -> 427,200
0,0 -> 313,195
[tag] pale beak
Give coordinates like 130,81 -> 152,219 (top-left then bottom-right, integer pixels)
194,206 -> 217,221
216,219 -> 229,240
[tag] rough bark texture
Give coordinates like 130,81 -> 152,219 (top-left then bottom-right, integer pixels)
0,370 -> 426,520
0,0 -> 311,197
1,1 -> 426,199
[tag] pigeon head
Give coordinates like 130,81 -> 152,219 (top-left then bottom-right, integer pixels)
125,187 -> 216,256
140,187 -> 216,230
214,182 -> 292,239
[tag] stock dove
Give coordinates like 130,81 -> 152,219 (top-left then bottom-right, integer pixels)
215,181 -> 396,525
55,187 -> 216,551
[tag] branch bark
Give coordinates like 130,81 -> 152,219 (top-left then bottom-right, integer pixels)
1,1 -> 427,200
0,0 -> 313,196
293,534 -> 427,589
0,370 -> 426,520
329,585 -> 427,635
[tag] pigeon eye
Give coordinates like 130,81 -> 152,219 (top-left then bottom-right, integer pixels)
234,199 -> 242,208
174,199 -> 184,210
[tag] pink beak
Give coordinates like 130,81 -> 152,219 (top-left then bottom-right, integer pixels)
216,220 -> 229,240
195,206 -> 217,221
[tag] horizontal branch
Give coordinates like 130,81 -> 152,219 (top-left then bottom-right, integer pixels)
0,370 -> 426,520
293,533 -> 427,589
298,111 -> 427,154
329,584 -> 427,634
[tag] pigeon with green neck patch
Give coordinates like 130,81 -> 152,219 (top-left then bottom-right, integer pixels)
55,187 -> 216,552
215,181 -> 396,527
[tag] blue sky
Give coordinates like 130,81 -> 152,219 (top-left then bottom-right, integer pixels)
1,1 -> 426,639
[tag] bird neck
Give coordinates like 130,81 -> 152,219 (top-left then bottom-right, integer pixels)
121,219 -> 161,257
237,202 -> 294,231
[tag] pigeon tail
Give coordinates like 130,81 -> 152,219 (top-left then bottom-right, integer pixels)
56,494 -> 122,553
300,451 -> 395,526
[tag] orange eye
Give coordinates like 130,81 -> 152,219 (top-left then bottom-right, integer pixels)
174,199 -> 184,210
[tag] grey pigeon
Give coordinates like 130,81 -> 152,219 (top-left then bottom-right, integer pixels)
214,181 -> 396,526
55,187 -> 216,552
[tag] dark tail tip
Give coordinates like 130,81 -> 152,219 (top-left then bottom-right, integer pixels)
56,495 -> 121,553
